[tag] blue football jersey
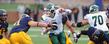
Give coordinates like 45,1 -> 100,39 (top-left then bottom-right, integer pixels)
10,15 -> 32,34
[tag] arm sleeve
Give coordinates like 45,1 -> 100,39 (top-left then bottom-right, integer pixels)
24,17 -> 32,25
3,22 -> 8,32
106,11 -> 109,18
84,14 -> 88,19
66,9 -> 72,13
62,15 -> 68,24
6,22 -> 8,29
26,17 -> 32,22
23,14 -> 32,23
41,16 -> 44,22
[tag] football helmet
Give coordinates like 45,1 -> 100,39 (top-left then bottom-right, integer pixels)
89,5 -> 99,13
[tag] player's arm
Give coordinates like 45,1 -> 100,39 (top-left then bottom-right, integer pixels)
106,11 -> 109,28
66,19 -> 75,34
76,19 -> 89,27
106,8 -> 109,18
62,15 -> 75,33
2,29 -> 8,38
106,11 -> 109,18
3,22 -> 9,38
40,16 -> 51,35
28,20 -> 51,27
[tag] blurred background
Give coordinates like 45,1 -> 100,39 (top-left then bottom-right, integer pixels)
0,0 -> 109,44
0,0 -> 109,23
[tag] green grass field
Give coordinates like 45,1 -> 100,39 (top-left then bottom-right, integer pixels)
0,3 -> 35,11
8,24 -> 89,44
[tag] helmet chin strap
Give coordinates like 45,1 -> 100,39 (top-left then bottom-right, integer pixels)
90,11 -> 98,14
89,9 -> 99,14
0,19 -> 5,23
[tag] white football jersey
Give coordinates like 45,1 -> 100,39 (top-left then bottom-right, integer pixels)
52,9 -> 64,34
42,12 -> 63,35
84,11 -> 109,31
41,8 -> 71,34
41,14 -> 53,35
65,9 -> 72,13
41,14 -> 52,23
55,8 -> 72,15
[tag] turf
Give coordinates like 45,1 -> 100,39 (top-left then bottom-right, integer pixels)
0,3 -> 35,11
8,24 -> 89,44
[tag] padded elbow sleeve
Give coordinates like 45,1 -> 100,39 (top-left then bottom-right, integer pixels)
77,22 -> 82,27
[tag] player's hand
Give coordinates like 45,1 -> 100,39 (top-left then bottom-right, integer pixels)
41,28 -> 50,35
73,32 -> 81,43
51,24 -> 58,30
71,23 -> 76,27
47,22 -> 58,30
73,32 -> 78,43
41,29 -> 47,35
47,23 -> 52,27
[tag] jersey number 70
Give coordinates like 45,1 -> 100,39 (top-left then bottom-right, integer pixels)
92,15 -> 103,26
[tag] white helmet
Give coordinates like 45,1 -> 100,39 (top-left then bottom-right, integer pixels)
89,4 -> 99,13
46,3 -> 55,11
17,5 -> 26,14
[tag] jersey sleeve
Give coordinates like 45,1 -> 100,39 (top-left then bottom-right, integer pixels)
65,9 -> 72,13
62,15 -> 68,24
106,11 -> 109,18
23,14 -> 32,21
20,16 -> 32,25
55,9 -> 60,13
25,17 -> 32,22
41,14 -> 51,24
84,14 -> 89,19
4,22 -> 8,32
41,14 -> 46,21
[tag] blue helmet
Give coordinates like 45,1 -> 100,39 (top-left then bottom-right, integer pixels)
0,9 -> 7,16
24,8 -> 31,15
89,5 -> 99,13
0,9 -> 7,21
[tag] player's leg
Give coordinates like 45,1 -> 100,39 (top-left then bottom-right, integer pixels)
103,41 -> 108,44
58,32 -> 66,44
88,40 -> 95,44
73,30 -> 88,43
49,33 -> 59,44
2,38 -> 10,44
48,36 -> 52,44
9,33 -> 20,44
65,32 -> 73,44
3,28 -> 8,38
103,31 -> 109,44
19,31 -> 32,44
87,27 -> 97,44
0,38 -> 10,44
87,27 -> 105,44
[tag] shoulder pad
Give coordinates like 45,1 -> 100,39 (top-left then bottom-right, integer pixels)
22,14 -> 30,17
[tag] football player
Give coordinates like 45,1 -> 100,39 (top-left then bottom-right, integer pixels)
41,3 -> 74,44
73,5 -> 109,44
0,9 -> 10,44
9,5 -> 52,44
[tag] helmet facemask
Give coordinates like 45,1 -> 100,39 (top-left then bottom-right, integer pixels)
0,9 -> 7,21
89,5 -> 99,13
